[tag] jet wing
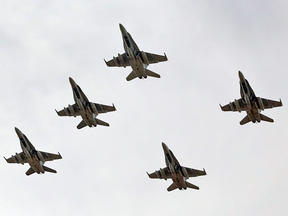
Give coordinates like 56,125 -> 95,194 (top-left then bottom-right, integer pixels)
4,152 -> 28,164
104,54 -> 131,67
184,167 -> 207,177
93,103 -> 116,113
56,104 -> 81,117
147,167 -> 172,179
39,151 -> 62,162
220,99 -> 247,112
259,98 -> 283,109
144,52 -> 168,64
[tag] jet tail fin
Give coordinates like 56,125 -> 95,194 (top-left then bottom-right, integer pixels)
77,120 -> 87,129
260,114 -> 274,123
126,71 -> 138,81
43,166 -> 57,173
186,181 -> 200,190
26,167 -> 36,176
146,69 -> 161,78
96,118 -> 110,127
240,115 -> 251,125
167,183 -> 178,192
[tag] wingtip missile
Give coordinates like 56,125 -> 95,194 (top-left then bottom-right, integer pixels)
3,156 -> 8,163
164,52 -> 168,60
58,152 -> 62,159
55,109 -> 60,116
146,172 -> 152,178
219,104 -> 224,111
203,168 -> 207,175
112,103 -> 116,111
103,59 -> 108,66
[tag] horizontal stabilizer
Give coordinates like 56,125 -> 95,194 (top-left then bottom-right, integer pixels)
167,183 -> 178,192
260,114 -> 274,123
43,166 -> 57,173
146,69 -> 160,78
240,115 -> 251,125
26,167 -> 35,176
126,71 -> 138,81
186,181 -> 199,190
77,120 -> 87,129
96,118 -> 110,127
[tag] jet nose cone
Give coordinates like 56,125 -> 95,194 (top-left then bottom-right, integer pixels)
119,23 -> 126,35
14,127 -> 22,137
69,77 -> 76,87
162,142 -> 168,150
238,71 -> 245,81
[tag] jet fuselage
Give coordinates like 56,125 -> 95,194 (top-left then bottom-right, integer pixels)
162,143 -> 189,190
69,77 -> 98,127
15,127 -> 46,174
119,23 -> 149,79
238,71 -> 262,123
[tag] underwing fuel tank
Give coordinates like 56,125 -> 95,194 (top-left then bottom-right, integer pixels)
127,48 -> 135,62
90,102 -> 98,115
181,167 -> 190,179
23,148 -> 32,161
244,94 -> 251,109
37,151 -> 45,163
141,51 -> 149,65
15,153 -> 24,165
76,99 -> 84,111
169,164 -> 176,176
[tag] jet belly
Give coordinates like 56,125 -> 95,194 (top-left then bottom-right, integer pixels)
29,156 -> 45,174
130,56 -> 147,79
80,107 -> 98,127
246,108 -> 261,123
172,174 -> 187,190
81,113 -> 94,127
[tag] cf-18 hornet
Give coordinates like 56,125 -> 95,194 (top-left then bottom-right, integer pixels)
4,127 -> 62,175
220,71 -> 283,125
147,142 -> 206,192
104,23 -> 168,81
56,77 -> 116,129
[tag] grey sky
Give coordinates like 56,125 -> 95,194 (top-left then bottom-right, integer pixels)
1,1 -> 288,215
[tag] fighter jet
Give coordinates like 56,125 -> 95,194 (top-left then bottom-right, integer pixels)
4,127 -> 62,175
104,23 -> 168,81
55,77 -> 116,129
220,71 -> 283,125
147,142 -> 206,192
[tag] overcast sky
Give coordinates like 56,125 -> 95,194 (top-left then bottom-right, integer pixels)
1,1 -> 288,215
